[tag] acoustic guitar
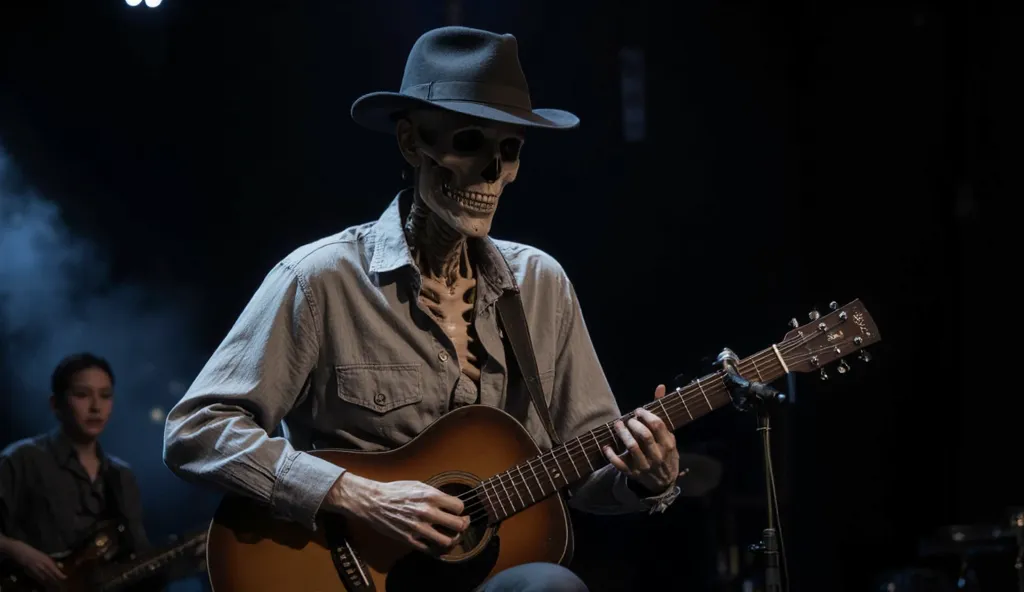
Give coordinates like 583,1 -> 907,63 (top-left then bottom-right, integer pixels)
204,299 -> 881,591
0,521 -> 207,592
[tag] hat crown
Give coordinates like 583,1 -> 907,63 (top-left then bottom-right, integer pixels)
400,27 -> 531,108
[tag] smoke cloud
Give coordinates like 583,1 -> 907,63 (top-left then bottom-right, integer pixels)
0,141 -> 216,538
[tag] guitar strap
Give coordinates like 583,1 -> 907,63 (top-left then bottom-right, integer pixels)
495,287 -> 563,447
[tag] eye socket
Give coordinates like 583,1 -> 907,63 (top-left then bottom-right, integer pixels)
500,138 -> 523,161
452,129 -> 485,152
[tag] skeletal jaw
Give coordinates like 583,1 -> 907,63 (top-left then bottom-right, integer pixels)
441,183 -> 498,212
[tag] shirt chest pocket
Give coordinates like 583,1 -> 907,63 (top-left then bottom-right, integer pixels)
333,363 -> 427,443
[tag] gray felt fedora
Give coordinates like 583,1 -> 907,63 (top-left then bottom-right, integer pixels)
350,26 -> 580,134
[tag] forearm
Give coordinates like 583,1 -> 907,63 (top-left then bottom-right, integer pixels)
164,397 -> 345,530
0,533 -> 25,558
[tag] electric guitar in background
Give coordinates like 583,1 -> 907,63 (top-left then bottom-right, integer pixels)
203,299 -> 881,591
0,521 -> 207,592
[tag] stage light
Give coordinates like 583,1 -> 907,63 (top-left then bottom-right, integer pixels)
145,0 -> 162,6
125,0 -> 142,6
149,406 -> 166,423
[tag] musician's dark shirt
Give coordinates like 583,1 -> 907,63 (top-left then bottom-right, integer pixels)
0,428 -> 151,556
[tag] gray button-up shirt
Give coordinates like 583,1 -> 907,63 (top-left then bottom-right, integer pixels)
0,428 -> 150,556
163,190 -> 675,531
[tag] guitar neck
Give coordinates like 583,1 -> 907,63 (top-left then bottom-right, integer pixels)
475,344 -> 786,521
96,533 -> 205,592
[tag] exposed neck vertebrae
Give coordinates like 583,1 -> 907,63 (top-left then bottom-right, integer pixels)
404,191 -> 471,287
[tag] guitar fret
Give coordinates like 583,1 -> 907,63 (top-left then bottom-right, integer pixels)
549,452 -> 566,484
517,465 -> 535,503
750,356 -> 765,381
481,480 -> 499,519
496,472 -> 516,513
529,458 -> 545,495
577,436 -> 595,471
590,431 -> 603,462
539,455 -> 558,491
696,378 -> 712,409
677,387 -> 693,419
564,442 -> 581,478
506,469 -> 525,508
657,398 -> 675,429
490,478 -> 509,517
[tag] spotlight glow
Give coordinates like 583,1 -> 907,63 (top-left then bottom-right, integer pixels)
125,0 -> 142,6
144,0 -> 162,6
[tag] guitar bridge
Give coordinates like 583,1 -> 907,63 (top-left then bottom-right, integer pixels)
324,521 -> 375,591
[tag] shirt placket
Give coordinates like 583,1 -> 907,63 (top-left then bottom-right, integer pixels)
406,271 -> 461,415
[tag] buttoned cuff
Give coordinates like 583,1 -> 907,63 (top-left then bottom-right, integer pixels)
641,484 -> 681,514
611,472 -> 682,514
271,450 -> 346,531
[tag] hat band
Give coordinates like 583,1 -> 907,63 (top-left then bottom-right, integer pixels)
402,81 -> 533,112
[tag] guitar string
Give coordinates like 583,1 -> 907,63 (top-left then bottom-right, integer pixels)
458,336 -> 859,524
455,328 -> 858,522
454,330 -> 834,521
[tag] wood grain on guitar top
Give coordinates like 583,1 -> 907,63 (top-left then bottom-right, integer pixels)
206,405 -> 573,592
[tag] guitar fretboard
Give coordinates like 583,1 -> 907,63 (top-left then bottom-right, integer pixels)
471,344 -> 788,523
98,534 -> 205,592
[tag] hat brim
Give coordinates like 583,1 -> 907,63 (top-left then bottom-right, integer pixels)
350,92 -> 580,134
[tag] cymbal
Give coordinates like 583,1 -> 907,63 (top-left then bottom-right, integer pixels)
677,452 -> 723,497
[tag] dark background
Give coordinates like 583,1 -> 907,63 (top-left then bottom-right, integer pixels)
0,0 -> 1016,590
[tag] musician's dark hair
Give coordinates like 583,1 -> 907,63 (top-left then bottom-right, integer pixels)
51,352 -> 115,400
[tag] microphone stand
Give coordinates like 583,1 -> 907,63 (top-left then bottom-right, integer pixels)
717,348 -> 786,592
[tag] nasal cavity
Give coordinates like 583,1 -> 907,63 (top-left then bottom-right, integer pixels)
481,158 -> 501,183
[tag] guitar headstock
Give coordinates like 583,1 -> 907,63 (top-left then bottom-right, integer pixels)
780,299 -> 880,379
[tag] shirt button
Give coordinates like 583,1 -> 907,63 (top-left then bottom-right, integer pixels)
438,351 -> 449,362
373,393 -> 386,406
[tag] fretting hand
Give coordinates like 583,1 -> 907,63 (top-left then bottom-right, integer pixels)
602,383 -> 680,494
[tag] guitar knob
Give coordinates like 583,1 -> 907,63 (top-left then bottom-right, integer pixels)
809,309 -> 820,320
820,368 -> 828,380
858,350 -> 872,363
788,318 -> 799,328
837,360 -> 850,374
829,301 -> 838,310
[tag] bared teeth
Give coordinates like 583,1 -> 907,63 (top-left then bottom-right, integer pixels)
441,184 -> 497,211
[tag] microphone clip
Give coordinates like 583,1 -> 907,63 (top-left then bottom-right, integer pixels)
716,348 -> 786,413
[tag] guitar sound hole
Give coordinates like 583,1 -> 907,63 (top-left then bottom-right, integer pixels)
436,481 -> 490,560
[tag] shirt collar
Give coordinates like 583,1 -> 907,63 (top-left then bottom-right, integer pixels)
367,189 -> 516,293
47,426 -> 109,471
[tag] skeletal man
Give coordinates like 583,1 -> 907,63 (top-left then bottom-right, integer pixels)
397,108 -> 523,402
163,26 -> 681,592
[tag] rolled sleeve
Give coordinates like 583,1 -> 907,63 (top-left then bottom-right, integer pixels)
163,260 -> 341,531
271,450 -> 345,529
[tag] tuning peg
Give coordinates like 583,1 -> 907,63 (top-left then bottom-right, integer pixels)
829,301 -> 838,311
858,349 -> 872,363
819,368 -> 828,380
788,318 -> 799,328
809,309 -> 820,321
837,360 -> 850,374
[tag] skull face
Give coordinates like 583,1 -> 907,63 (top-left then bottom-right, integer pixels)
400,109 -> 524,238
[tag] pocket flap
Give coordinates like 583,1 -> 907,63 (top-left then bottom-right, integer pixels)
335,364 -> 423,413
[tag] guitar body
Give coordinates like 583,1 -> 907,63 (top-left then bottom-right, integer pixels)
1,521 -> 122,592
206,405 -> 574,592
